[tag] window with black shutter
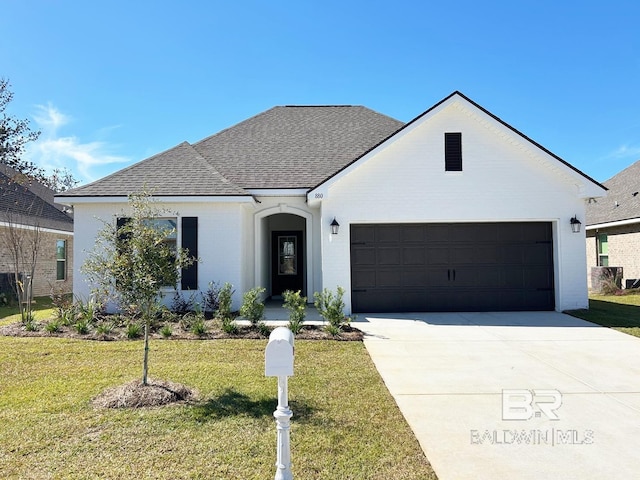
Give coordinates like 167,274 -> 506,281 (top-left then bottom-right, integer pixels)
445,132 -> 462,171
181,217 -> 198,290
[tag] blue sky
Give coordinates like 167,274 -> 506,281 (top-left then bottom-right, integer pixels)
2,0 -> 639,185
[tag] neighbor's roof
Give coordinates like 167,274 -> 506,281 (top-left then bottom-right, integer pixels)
0,166 -> 74,232
586,159 -> 640,226
60,106 -> 404,197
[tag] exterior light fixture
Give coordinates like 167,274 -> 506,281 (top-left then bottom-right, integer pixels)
330,218 -> 340,235
570,215 -> 582,233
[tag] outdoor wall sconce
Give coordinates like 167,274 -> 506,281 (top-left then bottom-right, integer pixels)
570,215 -> 582,233
330,217 -> 340,235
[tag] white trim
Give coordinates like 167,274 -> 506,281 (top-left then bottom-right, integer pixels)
249,189 -> 308,196
254,205 -> 314,298
586,218 -> 640,230
0,221 -> 74,235
55,195 -> 256,205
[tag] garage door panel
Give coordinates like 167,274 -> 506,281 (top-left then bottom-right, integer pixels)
523,244 -> 553,264
427,247 -> 449,265
476,246 -> 499,264
351,223 -> 554,313
402,269 -> 427,287
378,248 -> 401,265
352,269 -> 376,288
376,226 -> 401,243
378,270 -> 401,287
403,247 -> 425,265
352,225 -> 375,243
402,225 -> 427,242
451,246 -> 477,265
352,247 -> 376,266
426,267 -> 450,287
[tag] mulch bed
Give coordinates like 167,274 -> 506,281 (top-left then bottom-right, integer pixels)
0,322 -> 364,341
91,378 -> 198,409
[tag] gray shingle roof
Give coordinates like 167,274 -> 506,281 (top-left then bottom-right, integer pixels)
586,159 -> 640,225
193,106 -> 404,189
0,167 -> 73,232
59,106 -> 404,197
63,141 -> 249,197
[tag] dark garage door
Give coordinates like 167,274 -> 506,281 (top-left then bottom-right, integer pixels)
350,223 -> 554,312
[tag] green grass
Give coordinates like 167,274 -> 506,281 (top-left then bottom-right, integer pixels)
0,337 -> 435,479
0,295 -> 57,327
566,293 -> 640,337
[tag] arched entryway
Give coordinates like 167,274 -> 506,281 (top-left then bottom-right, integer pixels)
254,206 -> 313,298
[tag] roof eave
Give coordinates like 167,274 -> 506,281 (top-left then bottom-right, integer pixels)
55,194 -> 256,205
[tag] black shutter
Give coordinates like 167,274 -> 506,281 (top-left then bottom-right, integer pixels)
116,217 -> 131,248
181,217 -> 198,290
445,132 -> 462,171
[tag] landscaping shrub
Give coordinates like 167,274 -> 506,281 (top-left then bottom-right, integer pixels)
126,322 -> 142,339
190,316 -> 207,336
221,317 -> 238,335
217,282 -> 234,320
160,324 -> 173,338
202,281 -> 222,315
74,318 -> 90,334
45,320 -> 61,333
283,289 -> 306,334
170,291 -> 194,315
24,320 -> 38,332
96,322 -> 113,335
257,321 -> 271,337
239,286 -> 266,325
314,286 -> 351,334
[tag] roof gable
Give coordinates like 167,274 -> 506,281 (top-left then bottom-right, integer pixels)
586,159 -> 640,226
308,91 -> 607,199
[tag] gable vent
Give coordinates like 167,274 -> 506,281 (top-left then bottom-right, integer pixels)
445,132 -> 462,172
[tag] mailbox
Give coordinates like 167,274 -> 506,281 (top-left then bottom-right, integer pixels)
265,327 -> 294,377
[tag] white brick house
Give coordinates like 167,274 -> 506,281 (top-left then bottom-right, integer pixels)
56,92 -> 606,313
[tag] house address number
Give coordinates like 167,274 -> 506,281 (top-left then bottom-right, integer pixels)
314,193 -> 323,199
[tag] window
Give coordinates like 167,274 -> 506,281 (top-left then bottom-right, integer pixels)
445,132 -> 463,171
597,234 -> 609,266
278,236 -> 297,275
56,240 -> 66,280
142,218 -> 177,251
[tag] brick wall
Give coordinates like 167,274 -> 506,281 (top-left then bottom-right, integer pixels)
0,225 -> 73,299
586,223 -> 640,289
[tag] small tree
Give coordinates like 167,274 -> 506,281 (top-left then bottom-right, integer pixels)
81,190 -> 194,385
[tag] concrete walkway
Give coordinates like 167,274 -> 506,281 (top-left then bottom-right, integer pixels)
354,312 -> 640,480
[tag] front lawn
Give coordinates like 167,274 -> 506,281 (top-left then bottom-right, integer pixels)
0,295 -> 57,327
0,336 -> 435,479
565,293 -> 640,338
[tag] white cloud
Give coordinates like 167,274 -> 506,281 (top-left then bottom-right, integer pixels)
605,144 -> 640,160
33,103 -> 70,130
27,103 -> 130,184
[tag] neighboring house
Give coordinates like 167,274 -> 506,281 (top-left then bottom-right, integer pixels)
0,165 -> 74,299
56,92 -> 606,314
585,159 -> 640,289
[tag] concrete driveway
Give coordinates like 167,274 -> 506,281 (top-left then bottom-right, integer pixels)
354,312 -> 640,480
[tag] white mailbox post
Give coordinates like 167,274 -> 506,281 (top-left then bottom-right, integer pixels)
265,327 -> 295,480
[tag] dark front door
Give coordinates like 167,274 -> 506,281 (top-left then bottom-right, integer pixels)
271,231 -> 304,297
350,223 -> 555,313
